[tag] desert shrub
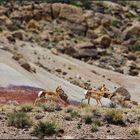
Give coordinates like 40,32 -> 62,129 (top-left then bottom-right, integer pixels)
55,105 -> 62,111
91,124 -> 98,133
32,121 -> 58,138
65,107 -> 74,113
70,0 -> 92,9
83,115 -> 92,124
92,118 -> 102,126
7,112 -> 32,128
105,109 -> 123,125
21,105 -> 33,112
70,110 -> 80,118
128,45 -> 140,52
65,107 -> 80,118
41,104 -> 56,112
64,115 -> 73,121
46,0 -> 70,3
131,127 -> 139,135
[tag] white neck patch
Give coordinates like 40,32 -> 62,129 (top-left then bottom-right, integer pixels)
84,90 -> 88,95
38,91 -> 43,97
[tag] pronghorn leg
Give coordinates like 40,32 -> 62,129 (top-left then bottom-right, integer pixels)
96,99 -> 99,106
99,99 -> 102,106
34,97 -> 41,106
88,98 -> 90,105
81,98 -> 86,103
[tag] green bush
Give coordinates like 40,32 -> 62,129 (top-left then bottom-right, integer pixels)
105,109 -> 123,125
92,118 -> 102,126
70,0 -> 92,9
91,124 -> 98,133
83,115 -> 92,124
131,127 -> 139,135
21,105 -> 33,112
33,121 -> 58,138
7,112 -> 32,128
128,45 -> 140,52
41,104 -> 56,112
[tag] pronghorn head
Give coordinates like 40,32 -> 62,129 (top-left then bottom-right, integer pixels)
56,86 -> 68,102
100,84 -> 109,92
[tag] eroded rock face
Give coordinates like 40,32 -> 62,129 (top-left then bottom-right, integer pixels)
122,22 -> 140,40
72,43 -> 98,59
59,4 -> 85,24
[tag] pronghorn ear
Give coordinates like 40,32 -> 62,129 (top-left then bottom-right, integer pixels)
56,85 -> 61,89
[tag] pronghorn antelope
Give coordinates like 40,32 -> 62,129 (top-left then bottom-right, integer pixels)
34,86 -> 68,106
81,84 -> 109,106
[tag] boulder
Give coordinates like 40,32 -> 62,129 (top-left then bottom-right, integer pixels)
94,35 -> 111,48
127,52 -> 137,61
112,87 -> 131,101
59,4 -> 85,24
18,58 -> 32,72
122,22 -> 140,40
92,26 -> 107,37
64,21 -> 87,36
0,15 -> 12,25
101,18 -> 111,28
86,17 -> 101,29
129,69 -> 139,76
12,30 -> 25,40
12,53 -> 24,61
86,29 -> 98,39
40,30 -> 49,41
26,19 -> 40,30
72,43 -> 98,59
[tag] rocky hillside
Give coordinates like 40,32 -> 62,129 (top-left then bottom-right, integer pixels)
0,0 -> 140,76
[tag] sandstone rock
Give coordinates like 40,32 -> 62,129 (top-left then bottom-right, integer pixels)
112,87 -> 131,101
52,3 -> 61,18
129,69 -> 139,76
12,53 -> 24,61
86,17 -> 101,29
12,30 -> 25,40
59,4 -> 85,24
18,58 -> 32,72
0,15 -> 12,25
51,48 -> 59,55
10,10 -> 22,20
39,3 -> 52,21
26,19 -> 39,29
101,18 -> 111,28
83,10 -> 94,19
94,35 -> 111,48
64,46 -> 76,55
73,43 -> 98,59
65,22 -> 87,36
122,22 -> 140,40
20,10 -> 33,22
40,30 -> 49,41
129,62 -> 137,70
127,53 -> 137,61
86,29 -> 98,39
93,26 -> 107,37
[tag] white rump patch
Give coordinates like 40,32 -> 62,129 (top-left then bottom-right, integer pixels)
84,90 -> 88,95
38,91 -> 43,97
